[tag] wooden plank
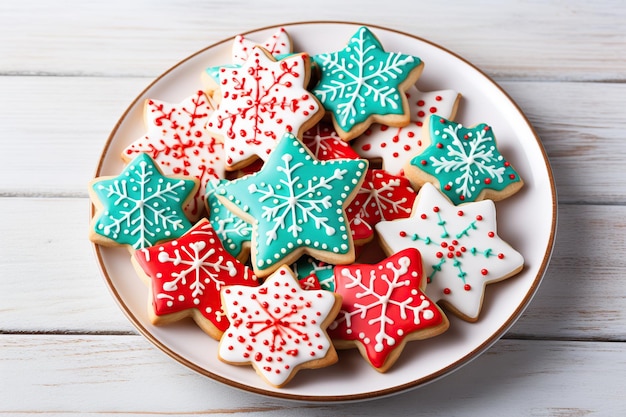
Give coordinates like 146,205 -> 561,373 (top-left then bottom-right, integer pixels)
0,0 -> 625,81
1,76 -> 626,203
1,335 -> 624,414
1,198 -> 624,341
0,76 -> 150,196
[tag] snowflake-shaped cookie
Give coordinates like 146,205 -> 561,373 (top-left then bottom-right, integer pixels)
205,47 -> 322,170
133,219 -> 257,339
204,27 -> 292,95
218,265 -> 341,387
329,248 -> 448,372
376,183 -> 524,321
345,169 -> 417,243
89,153 -> 197,250
352,86 -> 460,174
312,26 -> 423,141
205,179 -> 252,261
405,115 -> 523,204
302,121 -> 360,161
216,132 -> 368,277
122,91 -> 225,220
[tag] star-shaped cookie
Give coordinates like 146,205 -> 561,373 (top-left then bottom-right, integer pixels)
312,26 -> 423,141
205,179 -> 252,262
352,86 -> 460,174
132,219 -> 257,339
301,121 -> 361,161
329,248 -> 448,372
345,169 -> 417,243
89,153 -> 197,250
121,90 -> 225,220
405,115 -> 523,204
215,132 -> 368,277
376,183 -> 524,321
205,46 -> 323,170
218,265 -> 341,387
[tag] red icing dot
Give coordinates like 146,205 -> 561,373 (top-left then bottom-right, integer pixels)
509,174 -> 516,179
443,288 -> 451,295
464,284 -> 472,291
417,111 -> 426,117
399,231 -> 407,237
429,107 -> 437,113
457,210 -> 464,216
481,269 -> 488,275
459,195 -> 465,201
488,231 -> 495,238
485,178 -> 492,185
498,253 -> 505,259
433,206 -> 440,213
361,144 -> 371,151
420,160 -> 427,166
417,100 -> 425,106
435,95 -> 442,101
444,184 -> 452,191
436,252 -> 443,258
420,213 -> 427,219
407,132 -> 415,138
476,215 -> 483,221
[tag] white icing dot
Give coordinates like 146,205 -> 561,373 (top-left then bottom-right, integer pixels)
423,310 -> 435,320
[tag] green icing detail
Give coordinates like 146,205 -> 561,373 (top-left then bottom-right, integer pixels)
410,115 -> 522,205
312,26 -> 421,133
91,153 -> 195,249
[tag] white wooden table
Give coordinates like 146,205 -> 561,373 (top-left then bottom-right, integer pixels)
2,0 -> 625,414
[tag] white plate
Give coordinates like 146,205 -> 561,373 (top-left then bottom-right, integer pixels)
92,22 -> 556,401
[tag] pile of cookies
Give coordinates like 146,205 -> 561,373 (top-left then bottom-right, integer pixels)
89,26 -> 524,388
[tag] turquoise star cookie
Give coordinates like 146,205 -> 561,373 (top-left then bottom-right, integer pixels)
406,115 -> 523,205
205,178 -> 252,261
312,26 -> 423,140
89,153 -> 197,250
216,132 -> 368,277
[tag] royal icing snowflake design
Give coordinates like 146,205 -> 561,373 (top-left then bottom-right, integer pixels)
302,122 -> 360,161
122,91 -> 225,220
133,219 -> 257,336
312,26 -> 422,139
90,153 -> 196,249
408,115 -> 522,204
219,266 -> 340,387
375,183 -> 524,320
205,179 -> 252,261
205,47 -> 321,169
345,169 -> 416,242
292,256 -> 336,292
216,133 -> 368,276
353,86 -> 460,175
329,248 -> 447,371
205,27 -> 292,88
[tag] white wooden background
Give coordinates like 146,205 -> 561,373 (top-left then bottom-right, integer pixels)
1,0 -> 625,415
